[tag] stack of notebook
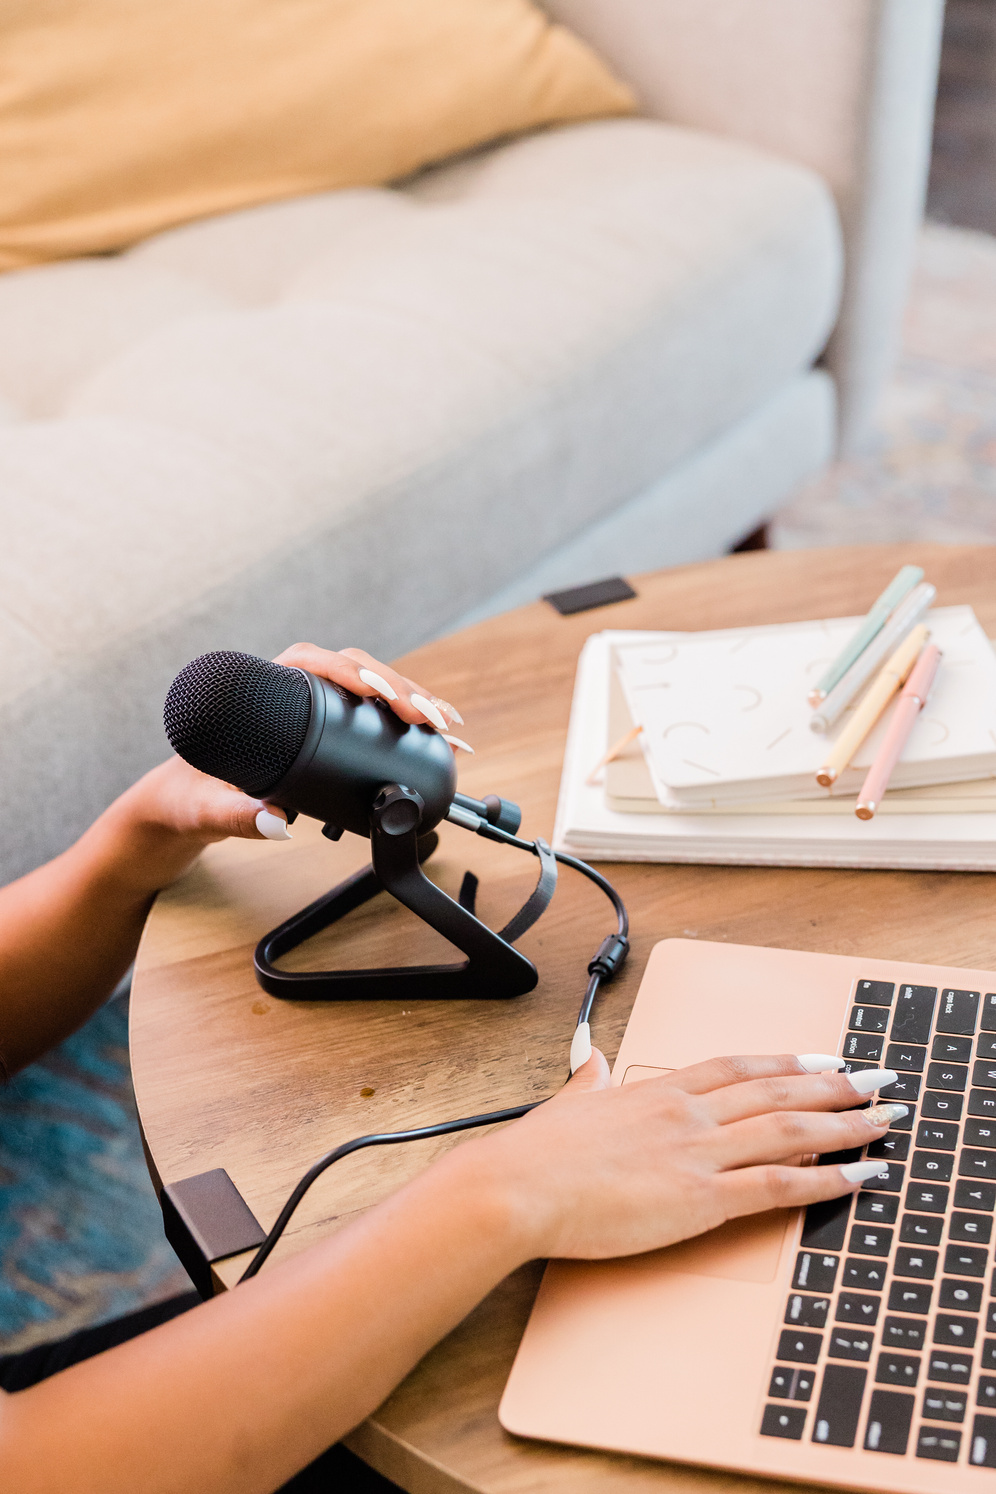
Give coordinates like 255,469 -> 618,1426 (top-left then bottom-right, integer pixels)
553,609 -> 996,870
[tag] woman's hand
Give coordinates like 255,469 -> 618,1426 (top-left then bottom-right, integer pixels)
467,1050 -> 903,1262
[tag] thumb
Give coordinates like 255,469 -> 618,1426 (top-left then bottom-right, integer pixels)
568,1029 -> 611,1089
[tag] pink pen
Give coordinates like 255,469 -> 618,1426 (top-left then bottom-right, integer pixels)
855,643 -> 942,820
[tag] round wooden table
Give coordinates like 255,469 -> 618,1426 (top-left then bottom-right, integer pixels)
132,543 -> 996,1494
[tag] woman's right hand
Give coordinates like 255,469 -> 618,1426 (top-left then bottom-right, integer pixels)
467,1050 -> 902,1263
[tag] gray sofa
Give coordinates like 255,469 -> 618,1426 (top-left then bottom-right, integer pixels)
0,0 -> 943,883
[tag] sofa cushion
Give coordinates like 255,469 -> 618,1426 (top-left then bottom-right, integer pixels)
0,0 -> 633,271
0,118 -> 841,880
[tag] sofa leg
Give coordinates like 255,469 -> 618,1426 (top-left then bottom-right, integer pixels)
731,523 -> 769,553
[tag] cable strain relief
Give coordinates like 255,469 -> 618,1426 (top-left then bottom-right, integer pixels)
587,934 -> 630,980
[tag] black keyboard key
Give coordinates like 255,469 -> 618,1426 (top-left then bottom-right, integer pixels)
934,1314 -> 978,1349
928,1350 -> 974,1382
801,1196 -> 851,1251
936,1034 -> 974,1063
966,1118 -> 996,1148
867,1133 -> 909,1163
769,1365 -> 815,1401
875,1351 -> 920,1388
856,1192 -> 898,1223
923,1386 -> 968,1423
784,1294 -> 830,1328
941,1278 -> 984,1313
893,985 -> 937,1045
856,979 -> 895,1007
911,1150 -> 954,1182
879,1075 -> 920,1105
988,1306 -> 996,1335
916,1118 -> 960,1151
885,1043 -> 926,1073
819,1146 -> 863,1169
777,1329 -> 822,1363
970,1414 -> 996,1465
983,1340 -> 996,1371
922,1091 -> 964,1120
864,1390 -> 914,1454
978,1033 -> 996,1061
889,1280 -> 933,1314
849,1004 -> 889,1034
829,1328 -> 873,1362
844,1032 -> 883,1063
917,1426 -> 961,1460
848,1224 -> 893,1258
760,1404 -> 806,1439
950,1212 -> 993,1245
977,1376 -> 996,1409
955,1180 -> 996,1212
836,1292 -> 880,1325
938,988 -> 981,1035
905,1184 -> 948,1215
812,1364 -> 867,1446
969,1089 -> 996,1119
895,1246 -> 939,1278
981,994 -> 996,1031
974,1059 -> 996,1089
883,1316 -> 926,1350
792,1251 -> 838,1293
946,1243 -> 988,1277
845,1257 -> 888,1291
901,1214 -> 944,1245
862,1163 -> 905,1194
926,1061 -> 968,1093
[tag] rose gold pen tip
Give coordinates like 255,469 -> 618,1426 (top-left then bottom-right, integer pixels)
808,689 -> 826,707
855,802 -> 875,821
816,768 -> 836,787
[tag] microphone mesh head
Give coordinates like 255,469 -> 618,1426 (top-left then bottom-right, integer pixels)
164,651 -> 312,797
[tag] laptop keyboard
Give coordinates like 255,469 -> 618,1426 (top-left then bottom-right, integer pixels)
760,978 -> 996,1466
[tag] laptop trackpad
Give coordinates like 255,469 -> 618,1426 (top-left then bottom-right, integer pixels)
622,1063 -> 790,1283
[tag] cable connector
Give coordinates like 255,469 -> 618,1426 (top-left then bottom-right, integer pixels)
587,934 -> 629,981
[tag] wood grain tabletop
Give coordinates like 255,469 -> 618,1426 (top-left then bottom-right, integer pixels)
131,544 -> 996,1493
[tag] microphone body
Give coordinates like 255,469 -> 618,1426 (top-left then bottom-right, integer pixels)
164,652 -> 457,837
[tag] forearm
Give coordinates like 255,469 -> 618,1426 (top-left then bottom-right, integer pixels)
0,1147 -> 531,1494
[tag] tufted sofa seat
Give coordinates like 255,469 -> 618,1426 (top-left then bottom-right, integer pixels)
0,117 -> 843,880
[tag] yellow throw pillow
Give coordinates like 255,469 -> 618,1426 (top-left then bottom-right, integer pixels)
0,0 -> 635,271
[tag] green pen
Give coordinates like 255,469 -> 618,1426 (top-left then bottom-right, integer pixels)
808,564 -> 925,706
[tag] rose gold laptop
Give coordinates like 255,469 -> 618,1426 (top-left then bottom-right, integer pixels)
500,938 -> 996,1490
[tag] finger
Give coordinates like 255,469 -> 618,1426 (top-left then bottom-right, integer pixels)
707,1100 -> 908,1171
274,643 -> 456,732
704,1068 -> 898,1125
716,1155 -> 890,1221
564,1045 -> 611,1092
662,1053 -> 840,1097
338,647 -> 466,732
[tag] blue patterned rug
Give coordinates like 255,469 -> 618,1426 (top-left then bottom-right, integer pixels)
0,994 -> 189,1353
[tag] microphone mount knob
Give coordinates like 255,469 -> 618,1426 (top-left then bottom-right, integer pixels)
372,784 -> 425,837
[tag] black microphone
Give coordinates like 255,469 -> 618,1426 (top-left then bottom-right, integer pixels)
164,651 -> 457,839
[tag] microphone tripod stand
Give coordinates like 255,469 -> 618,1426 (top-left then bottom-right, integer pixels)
254,788 -> 557,1000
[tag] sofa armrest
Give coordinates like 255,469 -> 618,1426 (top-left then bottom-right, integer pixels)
544,0 -> 944,453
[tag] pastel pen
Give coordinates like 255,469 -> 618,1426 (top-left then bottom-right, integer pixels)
815,624 -> 929,787
808,564 -> 923,707
810,581 -> 935,734
855,643 -> 942,821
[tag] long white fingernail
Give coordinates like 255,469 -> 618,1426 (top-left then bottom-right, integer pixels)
840,1159 -> 890,1184
256,808 -> 292,841
798,1053 -> 846,1073
570,1022 -> 592,1074
358,668 -> 398,701
866,1102 -> 909,1127
441,733 -> 474,754
410,693 -> 448,731
845,1067 -> 897,1095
